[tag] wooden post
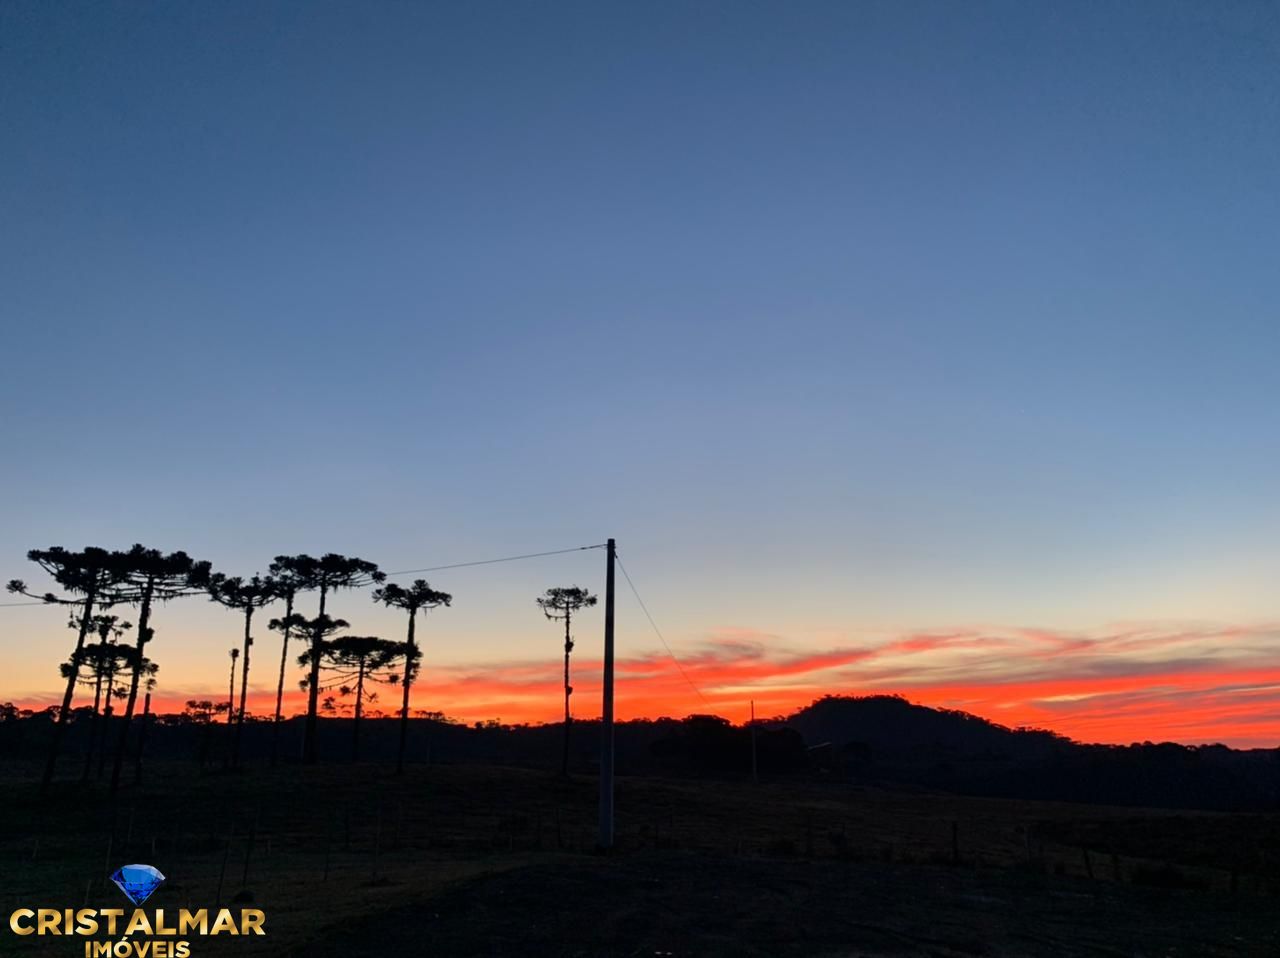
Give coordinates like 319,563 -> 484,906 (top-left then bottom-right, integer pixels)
598,538 -> 616,850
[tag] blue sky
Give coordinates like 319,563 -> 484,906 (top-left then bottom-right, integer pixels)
2,2 -> 1278,737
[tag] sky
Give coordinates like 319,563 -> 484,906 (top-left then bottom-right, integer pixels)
2,1 -> 1278,747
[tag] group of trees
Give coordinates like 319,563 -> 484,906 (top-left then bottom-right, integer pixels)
8,545 -> 211,795
11,543 -> 602,792
58,613 -> 150,782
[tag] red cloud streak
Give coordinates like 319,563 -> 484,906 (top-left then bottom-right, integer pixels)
11,624 -> 1280,748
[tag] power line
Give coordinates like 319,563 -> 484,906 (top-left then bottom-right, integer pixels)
385,543 -> 607,576
615,552 -> 709,707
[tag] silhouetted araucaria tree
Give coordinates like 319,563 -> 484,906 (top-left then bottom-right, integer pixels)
274,554 -> 384,763
58,614 -> 132,781
95,640 -> 156,781
372,579 -> 452,773
103,545 -> 212,793
265,556 -> 317,765
208,573 -> 280,768
7,546 -> 130,796
300,634 -> 412,762
227,648 -> 239,724
273,611 -> 347,758
537,586 -> 597,777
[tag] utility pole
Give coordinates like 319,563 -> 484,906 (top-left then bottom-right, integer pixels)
598,538 -> 616,850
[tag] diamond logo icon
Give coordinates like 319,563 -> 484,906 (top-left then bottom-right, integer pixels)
110,864 -> 166,905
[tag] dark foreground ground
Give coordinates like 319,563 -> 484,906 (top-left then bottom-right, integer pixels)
1,762 -> 1276,956
300,853 -> 1276,958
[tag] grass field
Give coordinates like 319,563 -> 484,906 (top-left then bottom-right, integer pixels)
2,762 -> 1277,956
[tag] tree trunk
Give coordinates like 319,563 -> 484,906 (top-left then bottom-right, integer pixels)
233,606 -> 253,769
562,607 -> 572,777
91,665 -> 104,716
110,578 -> 154,794
353,659 -> 365,762
270,591 -> 294,766
42,585 -> 97,796
133,691 -> 151,784
396,608 -> 416,775
304,586 -> 327,764
97,666 -> 117,780
82,645 -> 106,783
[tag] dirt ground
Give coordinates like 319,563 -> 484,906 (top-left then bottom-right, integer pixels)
297,851 -> 1277,957
1,762 -> 1276,956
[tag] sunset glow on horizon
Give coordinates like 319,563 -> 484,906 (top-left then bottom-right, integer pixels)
4,5 -> 1279,760
11,620 -> 1279,749
5,7 -> 1280,955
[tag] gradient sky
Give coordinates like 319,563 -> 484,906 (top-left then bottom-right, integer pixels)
2,2 -> 1278,747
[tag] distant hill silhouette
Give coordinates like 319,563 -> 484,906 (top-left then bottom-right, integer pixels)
2,694 -> 1277,811
786,693 -> 1063,758
785,694 -> 1280,812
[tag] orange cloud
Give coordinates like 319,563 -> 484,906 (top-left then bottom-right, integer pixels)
12,621 -> 1280,747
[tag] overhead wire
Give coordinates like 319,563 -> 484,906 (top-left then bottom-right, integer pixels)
384,543 -> 606,577
615,551 -> 710,707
